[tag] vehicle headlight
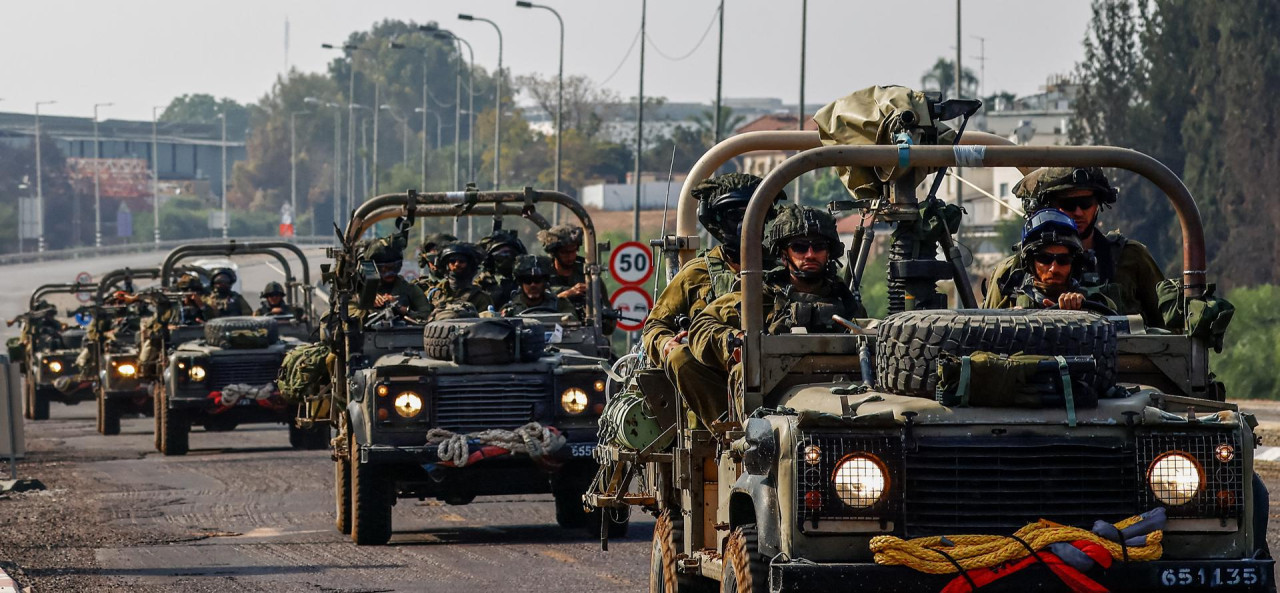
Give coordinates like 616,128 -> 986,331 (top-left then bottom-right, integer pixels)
188,365 -> 206,382
46,360 -> 63,373
116,363 -> 137,377
1148,451 -> 1203,506
393,392 -> 423,418
832,454 -> 888,509
560,387 -> 589,415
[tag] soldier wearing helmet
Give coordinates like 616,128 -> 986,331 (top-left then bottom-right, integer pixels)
416,232 -> 457,286
500,255 -> 576,317
681,205 -> 863,425
992,209 -> 1117,311
254,281 -> 305,318
475,229 -> 528,309
204,267 -> 252,318
349,236 -> 432,321
983,167 -> 1163,324
174,274 -> 216,325
424,242 -> 493,317
538,224 -> 588,305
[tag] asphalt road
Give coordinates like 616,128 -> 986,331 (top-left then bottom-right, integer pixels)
0,402 -> 653,592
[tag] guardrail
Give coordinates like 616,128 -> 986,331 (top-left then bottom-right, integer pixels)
0,235 -> 337,267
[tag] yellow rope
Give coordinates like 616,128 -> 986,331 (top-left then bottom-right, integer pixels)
869,515 -> 1162,575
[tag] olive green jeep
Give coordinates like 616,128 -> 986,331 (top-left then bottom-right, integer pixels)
12,282 -> 97,420
589,94 -> 1272,592
89,267 -> 161,435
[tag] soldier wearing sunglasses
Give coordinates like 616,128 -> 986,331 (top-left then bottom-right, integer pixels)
983,167 -> 1163,325
500,255 -> 577,317
992,209 -> 1117,312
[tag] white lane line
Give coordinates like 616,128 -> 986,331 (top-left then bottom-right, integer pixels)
1256,446 -> 1280,462
0,565 -> 17,593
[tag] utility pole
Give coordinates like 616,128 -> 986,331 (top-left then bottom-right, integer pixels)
972,35 -> 987,101
306,97 -> 341,235
152,106 -> 162,245
372,83 -> 380,196
633,0 -> 647,241
458,14 -> 504,191
35,100 -> 56,253
290,110 -> 309,236
796,0 -> 807,203
516,1 -> 565,222
93,102 -> 113,248
714,0 -> 725,144
219,111 -> 228,239
954,0 -> 964,209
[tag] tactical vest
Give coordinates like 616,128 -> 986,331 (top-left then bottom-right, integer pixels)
704,255 -> 738,305
766,283 -> 858,335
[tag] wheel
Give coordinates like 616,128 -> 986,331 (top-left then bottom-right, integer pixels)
349,431 -> 392,545
157,386 -> 189,456
554,488 -> 589,529
651,510 -> 713,593
98,393 -> 121,436
874,309 -> 1117,398
23,379 -> 35,420
721,525 -> 767,593
29,384 -> 50,420
152,383 -> 163,451
335,432 -> 352,535
290,421 -> 330,450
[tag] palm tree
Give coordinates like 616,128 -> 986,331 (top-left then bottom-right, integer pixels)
689,106 -> 746,145
920,57 -> 980,99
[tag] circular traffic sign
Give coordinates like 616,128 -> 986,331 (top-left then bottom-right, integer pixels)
77,291 -> 93,303
608,241 -> 654,286
609,286 -> 653,332
75,271 -> 93,285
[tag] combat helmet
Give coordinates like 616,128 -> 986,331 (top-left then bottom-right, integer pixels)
437,242 -> 483,283
1013,167 -> 1117,214
1019,209 -> 1085,271
513,254 -> 554,280
175,273 -> 206,294
538,224 -> 584,255
693,172 -> 787,260
362,235 -> 406,265
418,232 -> 457,269
765,205 -> 843,281
209,267 -> 237,286
260,281 -> 286,298
478,229 -> 527,256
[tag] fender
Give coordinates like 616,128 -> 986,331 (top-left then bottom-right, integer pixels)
346,368 -> 373,445
730,473 -> 782,558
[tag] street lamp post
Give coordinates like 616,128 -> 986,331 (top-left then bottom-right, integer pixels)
34,100 -> 56,253
632,0 -> 647,241
425,26 -> 476,190
390,40 -> 429,190
152,106 -> 162,246
372,83 -> 380,195
516,1 -> 564,222
218,111 -> 228,239
92,102 -> 113,248
379,105 -> 409,169
306,97 -> 342,233
290,110 -> 310,237
458,14 -> 503,191
322,43 -> 367,221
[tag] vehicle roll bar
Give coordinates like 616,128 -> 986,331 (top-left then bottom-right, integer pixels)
160,241 -> 311,289
95,268 -> 161,303
29,282 -> 97,309
740,143 -> 1207,393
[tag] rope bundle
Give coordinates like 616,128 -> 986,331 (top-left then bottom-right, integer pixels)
869,515 -> 1162,575
425,422 -> 566,467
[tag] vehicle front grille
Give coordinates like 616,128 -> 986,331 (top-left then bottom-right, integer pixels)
902,437 -> 1139,536
433,374 -> 550,432
796,434 -> 902,526
208,355 -> 283,391
1137,431 -> 1242,520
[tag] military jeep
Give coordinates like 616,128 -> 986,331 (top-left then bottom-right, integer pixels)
591,92 -> 1272,593
91,267 -> 161,435
14,282 -> 97,420
323,189 -> 616,545
151,241 -> 325,455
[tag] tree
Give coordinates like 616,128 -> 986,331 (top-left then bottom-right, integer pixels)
160,94 -> 251,141
919,57 -> 979,99
516,73 -> 621,139
688,106 -> 745,145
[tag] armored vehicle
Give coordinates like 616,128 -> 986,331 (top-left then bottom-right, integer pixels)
320,189 -> 617,545
90,268 -> 161,435
11,282 -> 97,420
590,90 -> 1272,592
149,241 -> 325,455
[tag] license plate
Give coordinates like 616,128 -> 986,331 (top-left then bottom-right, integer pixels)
1160,566 -> 1263,588
569,443 -> 596,458
236,398 -> 254,406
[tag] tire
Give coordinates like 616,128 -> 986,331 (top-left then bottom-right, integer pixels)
335,435 -> 352,535
23,379 -> 35,420
651,510 -> 713,593
158,386 -> 190,456
289,421 -> 330,450
721,525 -> 767,593
554,489 -> 589,529
98,393 -> 121,436
30,385 -> 51,420
874,309 -> 1117,399
349,432 -> 393,545
203,316 -> 279,349
152,383 -> 163,452
421,318 -> 546,363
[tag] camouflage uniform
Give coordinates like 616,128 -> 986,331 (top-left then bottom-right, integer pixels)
475,230 -> 527,309
538,224 -> 617,333
982,167 -> 1164,326
205,269 -> 252,317
347,237 -> 432,321
499,255 -> 576,317
989,209 -> 1120,312
140,275 -> 215,371
254,281 -> 305,317
421,242 -> 492,319
417,232 -> 457,285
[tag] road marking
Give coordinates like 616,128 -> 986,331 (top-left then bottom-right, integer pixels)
0,565 -> 16,593
439,513 -> 466,522
1257,446 -> 1280,462
233,527 -> 327,538
539,550 -> 578,564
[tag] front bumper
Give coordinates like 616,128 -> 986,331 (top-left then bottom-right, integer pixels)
360,439 -> 598,466
769,558 -> 1275,593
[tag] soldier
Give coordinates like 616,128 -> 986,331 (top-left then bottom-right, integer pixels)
416,232 -> 458,286
500,255 -> 576,317
424,242 -> 494,315
204,268 -> 252,317
538,224 -> 589,306
991,209 -> 1118,311
684,205 -> 861,424
642,173 -> 785,369
350,237 -> 433,321
254,281 -> 305,318
139,274 -> 214,371
8,300 -> 65,352
983,167 -> 1163,326
475,229 -> 527,309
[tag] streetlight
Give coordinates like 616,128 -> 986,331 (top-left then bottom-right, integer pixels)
290,109 -> 311,237
322,43 -> 370,223
390,40 -> 428,191
379,104 -> 409,169
152,105 -> 163,246
424,25 -> 476,190
632,0 -> 647,241
92,102 -> 113,248
516,1 -> 564,220
218,111 -> 227,239
350,103 -> 372,204
304,97 -> 342,233
458,13 -> 504,191
34,100 -> 56,253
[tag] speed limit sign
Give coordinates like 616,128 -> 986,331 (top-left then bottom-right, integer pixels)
610,286 -> 653,332
609,241 -> 653,286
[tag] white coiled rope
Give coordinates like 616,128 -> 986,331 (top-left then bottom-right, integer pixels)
425,422 -> 566,467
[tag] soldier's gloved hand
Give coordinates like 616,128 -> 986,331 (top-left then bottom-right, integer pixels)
662,330 -> 689,359
374,293 -> 395,308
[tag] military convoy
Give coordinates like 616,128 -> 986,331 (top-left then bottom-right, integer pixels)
582,89 -> 1272,593
316,190 -> 617,545
11,283 -> 96,420
90,268 -> 160,435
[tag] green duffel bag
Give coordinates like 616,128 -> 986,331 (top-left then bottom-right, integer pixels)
935,351 -> 1099,414
278,342 -> 332,405
6,336 -> 25,361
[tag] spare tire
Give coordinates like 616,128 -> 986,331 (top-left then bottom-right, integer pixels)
874,309 -> 1116,399
423,318 -> 547,364
204,316 -> 279,349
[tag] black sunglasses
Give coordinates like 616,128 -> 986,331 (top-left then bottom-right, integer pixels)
1053,196 -> 1098,213
519,277 -> 547,285
1032,252 -> 1074,266
787,240 -> 829,254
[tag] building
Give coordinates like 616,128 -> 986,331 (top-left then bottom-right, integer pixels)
732,114 -> 821,178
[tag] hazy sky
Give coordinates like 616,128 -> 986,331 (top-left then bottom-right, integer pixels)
3,1 -> 1093,122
